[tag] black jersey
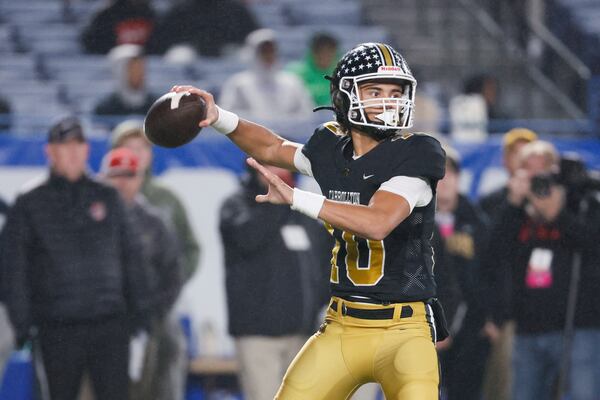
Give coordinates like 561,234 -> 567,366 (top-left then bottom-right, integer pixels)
302,122 -> 446,302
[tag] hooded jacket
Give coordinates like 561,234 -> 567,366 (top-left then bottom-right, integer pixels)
219,29 -> 315,121
94,44 -> 156,118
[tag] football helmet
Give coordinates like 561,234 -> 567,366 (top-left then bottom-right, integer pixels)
329,43 -> 416,139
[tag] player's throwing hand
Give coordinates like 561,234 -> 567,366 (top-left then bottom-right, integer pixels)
247,158 -> 293,205
171,85 -> 219,128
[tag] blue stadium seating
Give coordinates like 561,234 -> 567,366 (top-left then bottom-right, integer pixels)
0,0 -> 384,136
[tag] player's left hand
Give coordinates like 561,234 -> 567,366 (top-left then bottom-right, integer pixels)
247,158 -> 293,205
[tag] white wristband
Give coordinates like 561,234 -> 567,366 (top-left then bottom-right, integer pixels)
212,106 -> 239,135
291,188 -> 325,220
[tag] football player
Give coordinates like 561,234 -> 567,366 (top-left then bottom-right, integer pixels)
172,42 -> 446,399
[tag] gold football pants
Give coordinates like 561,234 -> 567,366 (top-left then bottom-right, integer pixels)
275,297 -> 439,400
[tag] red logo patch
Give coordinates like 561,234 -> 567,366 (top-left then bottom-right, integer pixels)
377,66 -> 403,73
89,201 -> 107,222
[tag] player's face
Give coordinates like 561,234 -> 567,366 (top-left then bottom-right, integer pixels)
121,136 -> 152,172
357,82 -> 404,123
46,140 -> 89,182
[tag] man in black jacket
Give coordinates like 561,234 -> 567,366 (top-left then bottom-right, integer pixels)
484,140 -> 600,400
219,165 -> 331,400
433,148 -> 490,400
0,195 -> 12,380
1,117 -> 150,400
477,127 -> 537,399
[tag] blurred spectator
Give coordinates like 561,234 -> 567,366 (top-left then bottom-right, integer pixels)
111,120 -> 200,277
465,73 -> 509,120
147,0 -> 259,57
478,128 -> 537,400
479,128 -> 538,219
111,120 -> 200,400
0,96 -> 11,133
287,32 -> 339,107
219,29 -> 314,122
100,147 -> 184,400
411,69 -> 443,135
483,141 -> 600,400
433,147 -> 490,400
94,45 -> 157,127
0,196 -> 12,381
0,116 -> 150,400
219,164 -> 331,400
81,0 -> 156,54
448,75 -> 490,142
0,196 -> 6,230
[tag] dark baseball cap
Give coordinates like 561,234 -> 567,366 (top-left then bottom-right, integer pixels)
48,116 -> 86,143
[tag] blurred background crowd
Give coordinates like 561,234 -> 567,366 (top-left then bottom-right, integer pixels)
0,0 -> 600,400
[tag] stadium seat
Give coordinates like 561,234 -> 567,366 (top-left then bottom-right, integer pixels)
285,2 -> 363,26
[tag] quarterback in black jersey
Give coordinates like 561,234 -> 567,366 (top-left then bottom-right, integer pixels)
173,42 -> 446,399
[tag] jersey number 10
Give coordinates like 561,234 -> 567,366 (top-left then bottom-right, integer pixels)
326,223 -> 385,286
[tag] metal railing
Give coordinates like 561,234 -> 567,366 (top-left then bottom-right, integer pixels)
457,0 -> 590,119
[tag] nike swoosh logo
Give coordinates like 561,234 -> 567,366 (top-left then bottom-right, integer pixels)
363,174 -> 374,180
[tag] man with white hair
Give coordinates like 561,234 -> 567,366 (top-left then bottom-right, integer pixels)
484,140 -> 600,400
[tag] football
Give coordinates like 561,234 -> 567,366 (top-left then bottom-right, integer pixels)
143,91 -> 207,148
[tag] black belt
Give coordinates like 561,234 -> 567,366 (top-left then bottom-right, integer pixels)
330,301 -> 413,320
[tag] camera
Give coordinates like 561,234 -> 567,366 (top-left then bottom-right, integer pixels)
530,173 -> 559,198
530,155 -> 600,199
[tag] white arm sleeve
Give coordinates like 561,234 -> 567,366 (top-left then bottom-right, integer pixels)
293,146 -> 313,177
378,176 -> 433,212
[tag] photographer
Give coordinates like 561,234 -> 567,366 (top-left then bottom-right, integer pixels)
483,141 -> 600,400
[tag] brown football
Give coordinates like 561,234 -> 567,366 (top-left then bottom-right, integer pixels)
143,91 -> 207,148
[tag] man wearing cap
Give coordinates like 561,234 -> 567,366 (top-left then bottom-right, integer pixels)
481,141 -> 600,399
479,128 -> 538,219
111,119 -> 198,400
100,147 -> 184,400
0,116 -> 151,400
